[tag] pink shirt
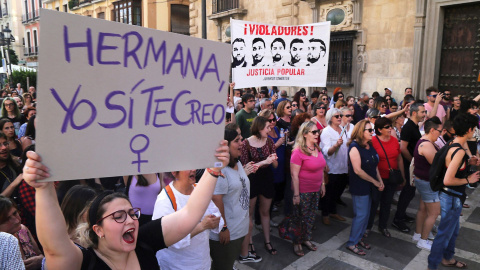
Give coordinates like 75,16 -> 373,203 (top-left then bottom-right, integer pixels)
290,148 -> 326,193
424,102 -> 446,121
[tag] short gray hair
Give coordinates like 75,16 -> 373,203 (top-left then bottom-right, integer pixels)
326,108 -> 341,125
366,108 -> 380,118
410,102 -> 423,114
340,107 -> 352,115
280,90 -> 288,97
259,98 -> 268,107
359,92 -> 368,99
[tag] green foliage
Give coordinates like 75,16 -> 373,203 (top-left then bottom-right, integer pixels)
9,69 -> 37,89
1,48 -> 19,65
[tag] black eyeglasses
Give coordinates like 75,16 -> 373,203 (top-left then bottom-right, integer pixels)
444,93 -> 451,96
380,105 -> 386,108
285,106 -> 291,109
434,128 -> 442,132
381,125 -> 392,129
268,118 -> 277,123
343,114 -> 353,118
322,98 -> 328,100
333,115 -> 343,119
292,104 -> 298,107
319,107 -> 326,110
97,208 -> 141,224
429,94 -> 438,98
385,98 -> 391,101
338,95 -> 344,98
310,130 -> 320,135
364,128 -> 374,133
300,94 -> 306,97
0,141 -> 10,147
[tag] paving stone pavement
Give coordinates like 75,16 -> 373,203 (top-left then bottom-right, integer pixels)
234,186 -> 480,270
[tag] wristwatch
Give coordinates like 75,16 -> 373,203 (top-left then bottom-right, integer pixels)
221,225 -> 228,232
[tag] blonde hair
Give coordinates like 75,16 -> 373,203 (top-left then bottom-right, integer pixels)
347,119 -> 371,148
258,109 -> 273,119
293,121 -> 320,155
276,100 -> 291,117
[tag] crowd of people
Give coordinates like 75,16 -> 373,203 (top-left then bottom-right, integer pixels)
0,81 -> 479,270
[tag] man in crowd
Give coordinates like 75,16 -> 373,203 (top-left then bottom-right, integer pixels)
252,38 -> 267,67
393,102 -> 426,232
384,88 -> 396,102
424,87 -> 446,124
236,93 -> 257,139
274,90 -> 289,109
353,92 -> 369,124
232,38 -> 248,68
440,89 -> 452,112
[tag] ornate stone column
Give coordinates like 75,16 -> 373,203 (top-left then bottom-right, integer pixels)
412,0 -> 427,99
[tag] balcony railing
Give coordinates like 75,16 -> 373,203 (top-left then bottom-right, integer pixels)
2,10 -> 7,16
22,10 -> 40,23
212,0 -> 238,14
23,46 -> 38,56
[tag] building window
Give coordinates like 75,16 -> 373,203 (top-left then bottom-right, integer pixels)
327,31 -> 355,86
33,30 -> 38,54
63,4 -> 67,12
212,0 -> 238,14
171,4 -> 189,35
55,7 -> 59,11
97,12 -> 105,19
112,0 -> 141,26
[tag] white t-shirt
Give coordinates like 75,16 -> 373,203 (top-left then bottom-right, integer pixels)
152,183 -> 223,270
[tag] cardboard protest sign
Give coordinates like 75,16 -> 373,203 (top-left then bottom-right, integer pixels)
230,19 -> 330,88
37,9 -> 231,181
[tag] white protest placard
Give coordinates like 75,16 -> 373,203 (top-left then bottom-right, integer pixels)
230,19 -> 330,88
37,9 -> 231,181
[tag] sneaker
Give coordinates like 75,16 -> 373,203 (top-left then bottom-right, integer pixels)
466,184 -> 475,189
392,220 -> 411,233
238,254 -> 262,263
233,263 -> 239,270
428,232 -> 435,240
416,239 -> 432,251
412,232 -> 421,242
272,205 -> 278,212
270,220 -> 279,227
402,215 -> 415,223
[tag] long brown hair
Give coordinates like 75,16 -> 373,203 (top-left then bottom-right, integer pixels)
348,119 -> 371,148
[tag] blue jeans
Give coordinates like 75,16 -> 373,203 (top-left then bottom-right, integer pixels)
427,190 -> 462,270
347,194 -> 371,246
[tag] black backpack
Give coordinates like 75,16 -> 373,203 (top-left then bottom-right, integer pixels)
429,142 -> 463,191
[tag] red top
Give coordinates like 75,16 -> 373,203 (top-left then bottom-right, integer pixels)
290,148 -> 326,193
372,136 -> 401,179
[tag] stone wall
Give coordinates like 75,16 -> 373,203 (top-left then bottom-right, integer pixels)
361,0 -> 416,101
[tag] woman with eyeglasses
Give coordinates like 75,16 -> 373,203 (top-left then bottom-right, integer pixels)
312,103 -> 327,143
153,169 -> 222,270
240,116 -> 278,256
392,113 -> 406,141
346,120 -> 383,256
330,92 -> 344,110
22,93 -> 34,111
365,117 -> 405,239
412,117 -> 442,251
276,100 -> 292,132
447,95 -> 461,121
319,108 -> 348,225
0,195 -> 44,270
260,109 -> 287,205
1,97 -> 26,136
290,121 -> 326,256
21,142 -> 230,270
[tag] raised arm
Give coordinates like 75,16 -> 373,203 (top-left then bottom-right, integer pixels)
23,152 -> 82,270
160,141 -> 229,247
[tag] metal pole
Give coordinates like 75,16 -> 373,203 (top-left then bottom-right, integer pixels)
7,42 -> 11,76
202,0 -> 207,39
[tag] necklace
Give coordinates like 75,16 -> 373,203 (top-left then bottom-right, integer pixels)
307,145 -> 315,152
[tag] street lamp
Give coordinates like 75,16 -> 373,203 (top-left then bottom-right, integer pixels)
2,27 -> 13,76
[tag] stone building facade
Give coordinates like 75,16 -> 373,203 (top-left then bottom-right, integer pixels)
190,0 -> 480,101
